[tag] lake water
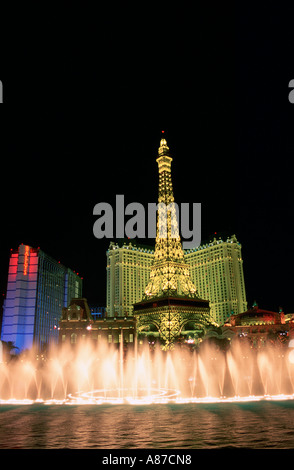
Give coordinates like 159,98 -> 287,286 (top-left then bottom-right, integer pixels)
1,401 -> 294,449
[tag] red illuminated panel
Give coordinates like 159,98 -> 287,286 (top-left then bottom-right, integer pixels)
9,265 -> 18,275
23,246 -> 30,275
8,254 -> 18,276
29,252 -> 38,275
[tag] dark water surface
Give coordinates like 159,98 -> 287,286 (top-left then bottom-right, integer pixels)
1,401 -> 294,449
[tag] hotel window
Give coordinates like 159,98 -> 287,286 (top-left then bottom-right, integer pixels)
108,334 -> 112,343
71,333 -> 77,344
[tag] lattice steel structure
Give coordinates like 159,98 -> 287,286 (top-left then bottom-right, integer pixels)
134,137 -> 215,350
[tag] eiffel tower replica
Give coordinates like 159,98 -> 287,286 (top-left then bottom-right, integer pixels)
133,136 -> 215,350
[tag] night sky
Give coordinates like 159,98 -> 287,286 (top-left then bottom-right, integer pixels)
1,4 -> 294,314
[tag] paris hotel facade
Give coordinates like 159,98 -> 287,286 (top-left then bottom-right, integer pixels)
106,233 -> 247,326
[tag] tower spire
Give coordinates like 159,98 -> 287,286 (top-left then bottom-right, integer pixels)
143,138 -> 198,299
158,136 -> 170,156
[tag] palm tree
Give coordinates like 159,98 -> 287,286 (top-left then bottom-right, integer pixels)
1,341 -> 19,359
202,325 -> 234,351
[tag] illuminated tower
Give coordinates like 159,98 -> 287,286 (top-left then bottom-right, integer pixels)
143,138 -> 199,299
134,137 -> 215,350
106,235 -> 247,326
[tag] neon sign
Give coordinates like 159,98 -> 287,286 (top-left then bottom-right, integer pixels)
23,246 -> 30,275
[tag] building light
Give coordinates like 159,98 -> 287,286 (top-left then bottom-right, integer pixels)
185,338 -> 195,344
23,245 -> 30,275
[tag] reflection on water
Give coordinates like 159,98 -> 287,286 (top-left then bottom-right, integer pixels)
1,402 -> 294,449
1,340 -> 294,449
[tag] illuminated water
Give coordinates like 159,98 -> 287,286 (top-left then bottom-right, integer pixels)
1,401 -> 294,448
1,339 -> 294,448
2,340 -> 294,403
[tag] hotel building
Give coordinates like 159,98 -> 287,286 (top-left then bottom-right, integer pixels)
106,234 -> 247,325
1,244 -> 82,352
59,298 -> 136,346
223,303 -> 294,348
106,240 -> 154,317
185,234 -> 247,325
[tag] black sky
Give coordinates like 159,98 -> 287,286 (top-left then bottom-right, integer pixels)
1,3 -> 294,314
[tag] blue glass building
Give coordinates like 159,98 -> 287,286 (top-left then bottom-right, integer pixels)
89,306 -> 106,320
1,244 -> 82,352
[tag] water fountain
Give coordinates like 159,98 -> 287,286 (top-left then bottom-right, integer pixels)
1,339 -> 294,405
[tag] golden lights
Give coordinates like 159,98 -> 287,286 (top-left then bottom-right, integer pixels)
23,245 -> 30,276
